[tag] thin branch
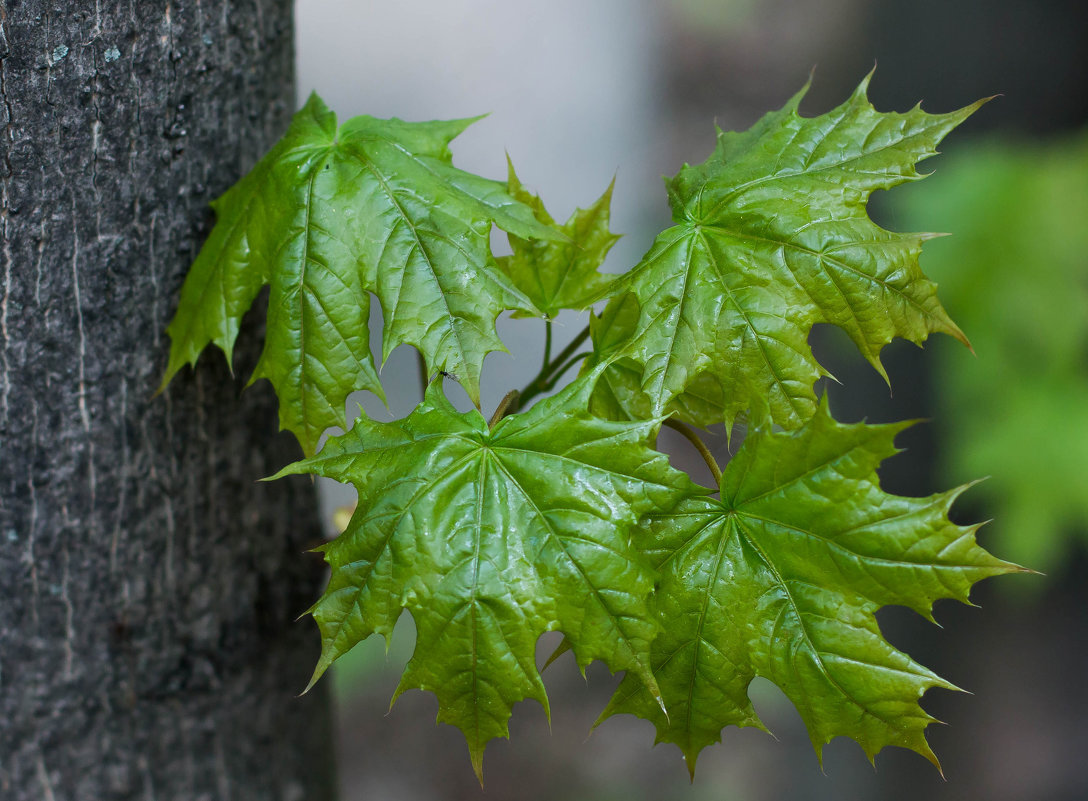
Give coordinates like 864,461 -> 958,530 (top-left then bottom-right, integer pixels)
519,324 -> 591,408
663,418 -> 722,485
544,351 -> 592,389
550,324 -> 591,368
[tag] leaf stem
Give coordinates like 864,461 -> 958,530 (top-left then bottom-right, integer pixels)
663,418 -> 722,485
489,390 -> 520,428
548,325 -> 591,374
518,324 -> 591,408
542,320 -> 553,373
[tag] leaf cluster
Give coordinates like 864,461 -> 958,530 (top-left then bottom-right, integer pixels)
161,74 -> 1022,780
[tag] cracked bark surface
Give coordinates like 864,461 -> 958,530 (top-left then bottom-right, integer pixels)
0,2 -> 337,799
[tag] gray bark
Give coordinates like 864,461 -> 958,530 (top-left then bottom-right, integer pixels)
0,2 -> 337,799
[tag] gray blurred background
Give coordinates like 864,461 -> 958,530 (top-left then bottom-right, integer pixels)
294,1 -> 1088,799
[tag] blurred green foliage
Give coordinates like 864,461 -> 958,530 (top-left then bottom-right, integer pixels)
897,133 -> 1088,571
670,0 -> 759,33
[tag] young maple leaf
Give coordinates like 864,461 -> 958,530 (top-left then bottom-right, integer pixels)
160,93 -> 558,453
497,159 -> 619,319
601,399 -> 1025,776
272,374 -> 700,781
596,72 -> 981,431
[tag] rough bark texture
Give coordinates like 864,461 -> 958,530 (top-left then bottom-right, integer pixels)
0,3 -> 337,799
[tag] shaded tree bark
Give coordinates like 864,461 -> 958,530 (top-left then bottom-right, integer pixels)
0,2 -> 337,799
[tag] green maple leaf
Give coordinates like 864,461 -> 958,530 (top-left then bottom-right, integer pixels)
161,93 -> 557,453
603,73 -> 978,430
497,160 -> 619,318
272,375 -> 698,779
602,400 -> 1022,775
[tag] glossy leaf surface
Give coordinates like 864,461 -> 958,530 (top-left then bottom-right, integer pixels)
604,74 -> 977,430
602,400 -> 1020,773
274,376 -> 698,777
161,93 -> 556,452
586,293 -> 726,430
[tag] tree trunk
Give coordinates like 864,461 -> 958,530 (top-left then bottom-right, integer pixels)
0,2 -> 337,799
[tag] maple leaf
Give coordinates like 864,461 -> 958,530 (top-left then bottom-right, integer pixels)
601,399 -> 1022,775
497,160 -> 619,318
160,93 -> 557,453
272,375 -> 699,780
600,73 -> 980,431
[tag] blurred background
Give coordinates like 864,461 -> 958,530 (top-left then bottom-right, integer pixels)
294,1 -> 1088,799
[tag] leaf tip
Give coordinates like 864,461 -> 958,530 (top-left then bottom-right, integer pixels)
295,598 -> 320,623
785,68 -> 816,114
859,61 -> 877,92
153,370 -> 173,398
945,317 -> 973,352
684,752 -> 698,783
300,655 -> 332,697
869,353 -> 891,388
918,739 -> 946,779
605,171 -> 618,197
504,151 -> 525,192
541,636 -> 572,671
261,461 -> 301,483
300,90 -> 327,113
469,747 -> 486,787
964,94 -> 1000,117
934,673 -> 966,694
